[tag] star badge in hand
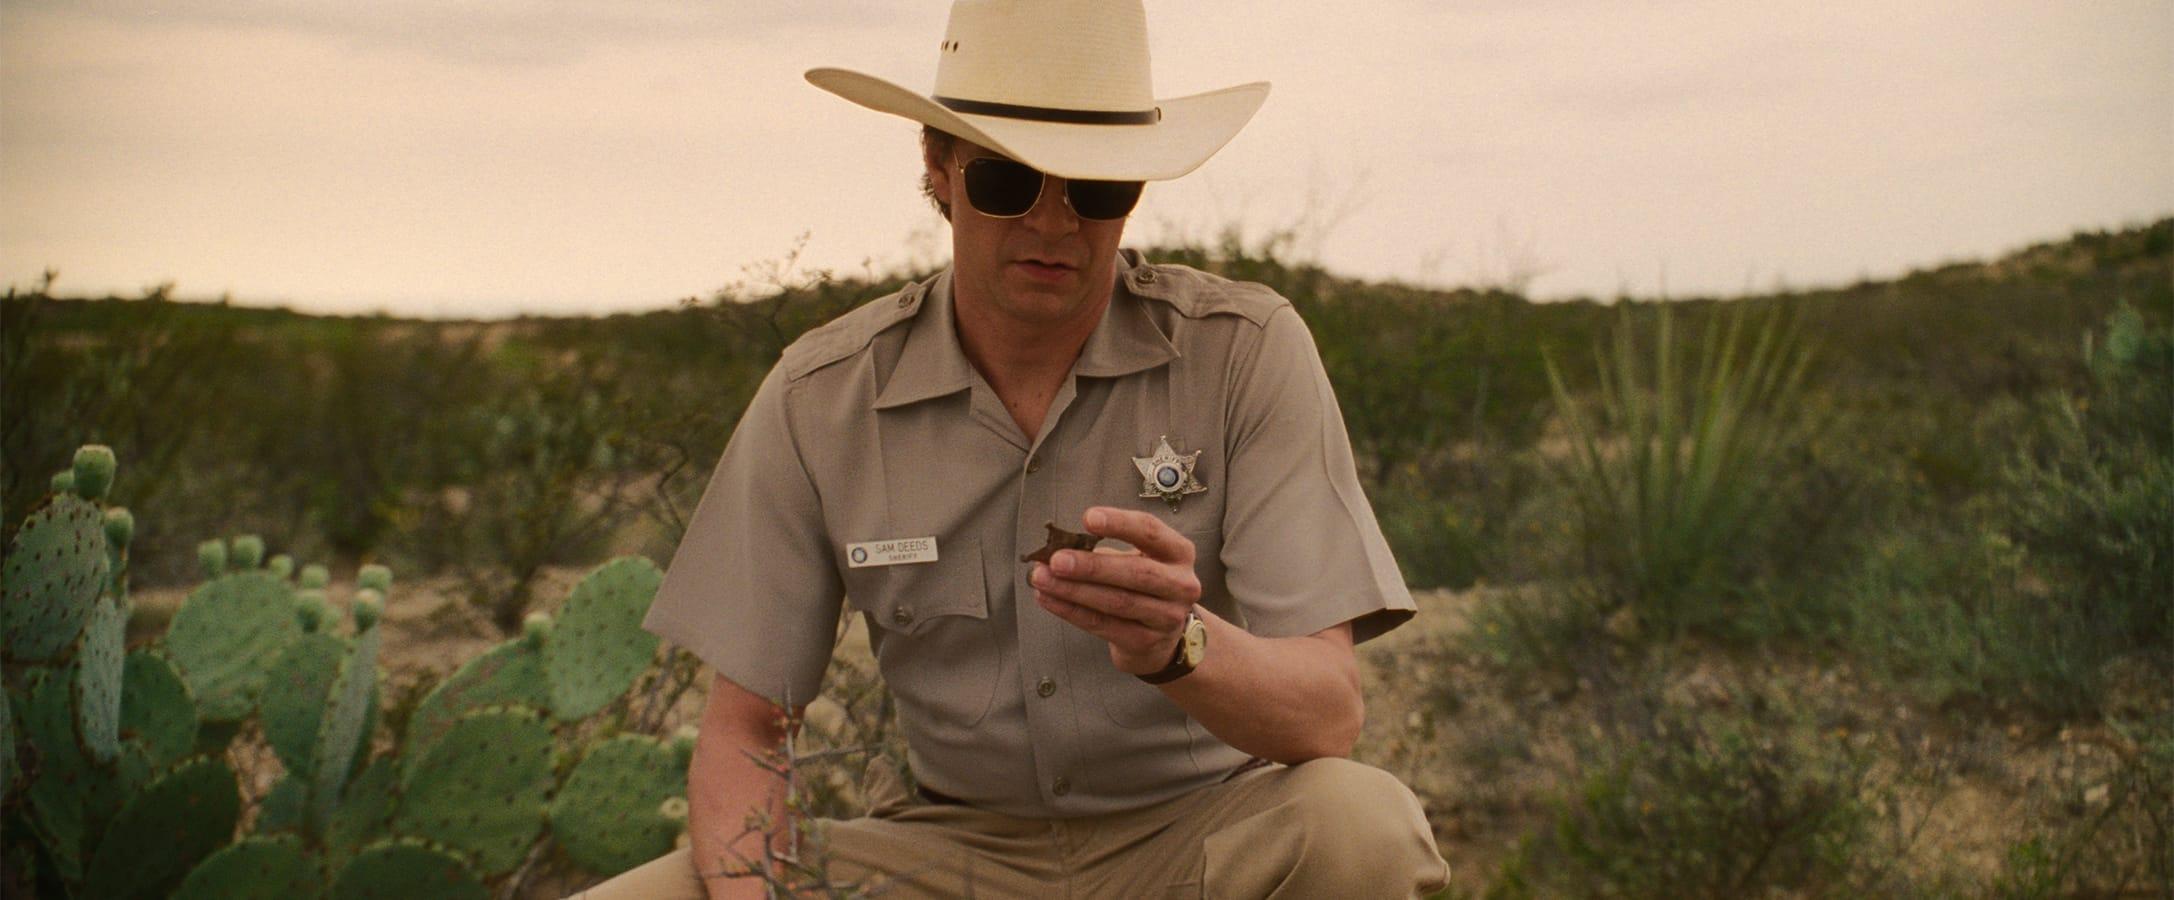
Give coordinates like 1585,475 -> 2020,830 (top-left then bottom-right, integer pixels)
1132,435 -> 1206,511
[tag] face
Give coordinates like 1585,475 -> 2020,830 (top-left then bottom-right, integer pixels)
926,139 -> 1131,330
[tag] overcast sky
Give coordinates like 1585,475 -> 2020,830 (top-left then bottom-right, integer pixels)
4,1 -> 2169,317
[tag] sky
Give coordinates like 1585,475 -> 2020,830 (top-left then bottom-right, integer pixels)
3,1 -> 2170,318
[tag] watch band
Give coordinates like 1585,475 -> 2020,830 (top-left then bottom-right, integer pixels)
1138,612 -> 1204,685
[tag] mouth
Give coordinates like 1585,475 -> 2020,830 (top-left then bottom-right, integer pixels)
1011,257 -> 1077,281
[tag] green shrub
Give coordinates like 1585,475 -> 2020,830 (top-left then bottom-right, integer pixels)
1489,690 -> 1878,898
1541,302 -> 1821,638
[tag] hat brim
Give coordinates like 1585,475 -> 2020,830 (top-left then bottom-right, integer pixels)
806,67 -> 1269,182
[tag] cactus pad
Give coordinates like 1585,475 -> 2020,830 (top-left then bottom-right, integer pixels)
268,553 -> 295,580
82,755 -> 241,900
70,445 -> 117,501
120,650 -> 199,766
551,734 -> 689,875
197,539 -> 227,579
165,570 -> 301,721
544,556 -> 663,721
308,622 -> 381,837
330,839 -> 487,900
103,507 -> 135,551
262,631 -> 347,780
3,494 -> 111,662
356,564 -> 392,594
326,754 -> 397,866
351,588 -> 384,631
299,563 -> 331,589
72,594 -> 127,763
22,671 -> 86,879
51,469 -> 75,493
0,686 -> 14,807
231,535 -> 266,570
256,776 -> 306,835
402,635 -> 548,772
393,707 -> 554,876
173,835 -> 318,900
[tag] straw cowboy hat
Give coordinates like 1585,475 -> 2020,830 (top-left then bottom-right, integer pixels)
805,0 -> 1270,182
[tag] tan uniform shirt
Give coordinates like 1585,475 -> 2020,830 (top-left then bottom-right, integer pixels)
644,249 -> 1415,818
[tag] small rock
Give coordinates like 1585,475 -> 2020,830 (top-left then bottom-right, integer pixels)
2083,784 -> 2110,806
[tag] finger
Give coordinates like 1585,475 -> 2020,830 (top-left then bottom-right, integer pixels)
1048,549 -> 1202,606
1031,564 -> 1191,631
1034,591 -> 1172,652
1082,507 -> 1195,565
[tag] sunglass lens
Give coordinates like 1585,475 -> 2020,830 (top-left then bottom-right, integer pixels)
962,158 -> 1042,217
1068,179 -> 1144,220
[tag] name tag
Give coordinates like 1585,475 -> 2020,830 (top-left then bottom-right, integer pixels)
846,536 -> 939,568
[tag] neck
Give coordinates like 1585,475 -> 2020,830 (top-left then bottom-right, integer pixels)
950,269 -> 1114,439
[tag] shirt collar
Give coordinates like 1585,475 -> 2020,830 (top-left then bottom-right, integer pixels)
872,253 -> 1179,410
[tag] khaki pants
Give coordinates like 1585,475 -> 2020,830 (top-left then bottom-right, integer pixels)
572,758 -> 1448,899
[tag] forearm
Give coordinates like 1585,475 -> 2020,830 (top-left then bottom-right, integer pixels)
686,677 -> 801,900
1156,611 -> 1362,763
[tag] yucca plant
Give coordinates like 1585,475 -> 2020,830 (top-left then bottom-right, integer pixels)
1542,302 -> 1818,637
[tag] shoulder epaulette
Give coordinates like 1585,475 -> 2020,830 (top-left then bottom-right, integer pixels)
779,279 -> 931,381
1122,262 -> 1288,327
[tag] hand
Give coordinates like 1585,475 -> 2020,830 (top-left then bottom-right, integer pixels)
1029,506 -> 1202,675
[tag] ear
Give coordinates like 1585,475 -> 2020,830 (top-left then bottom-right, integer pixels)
923,138 -> 955,199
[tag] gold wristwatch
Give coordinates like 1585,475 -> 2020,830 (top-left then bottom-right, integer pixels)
1138,611 -> 1207,684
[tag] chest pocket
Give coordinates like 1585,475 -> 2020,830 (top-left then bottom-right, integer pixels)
842,542 -> 998,730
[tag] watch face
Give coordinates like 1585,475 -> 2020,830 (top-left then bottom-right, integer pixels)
1179,615 -> 1207,667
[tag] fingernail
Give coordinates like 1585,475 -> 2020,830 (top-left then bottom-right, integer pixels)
1085,509 -> 1107,530
1052,552 -> 1075,575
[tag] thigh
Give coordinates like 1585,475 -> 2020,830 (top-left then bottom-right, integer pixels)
1098,759 -> 1449,899
812,801 -> 1063,899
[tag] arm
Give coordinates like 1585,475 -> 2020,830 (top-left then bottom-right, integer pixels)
1031,507 -> 1365,762
686,673 -> 801,900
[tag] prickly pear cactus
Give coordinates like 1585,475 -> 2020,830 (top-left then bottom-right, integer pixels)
255,776 -> 306,836
0,686 -> 13,808
22,670 -> 88,880
81,755 -> 241,900
268,553 -> 295,580
551,734 -> 690,875
198,539 -> 227,579
121,650 -> 199,766
306,610 -> 382,839
70,445 -> 117,501
164,569 -> 302,721
172,835 -> 318,900
230,534 -> 266,570
299,563 -> 331,589
262,631 -> 348,780
402,619 -> 549,771
331,838 -> 486,900
544,556 -> 663,721
326,754 -> 398,867
356,563 -> 391,595
392,707 -> 554,876
3,493 -> 111,662
71,593 -> 127,763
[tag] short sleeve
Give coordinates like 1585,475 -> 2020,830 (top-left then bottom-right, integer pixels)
1219,306 -> 1415,644
642,363 -> 845,708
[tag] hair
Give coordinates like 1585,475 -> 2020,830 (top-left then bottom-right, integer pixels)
919,125 -> 957,221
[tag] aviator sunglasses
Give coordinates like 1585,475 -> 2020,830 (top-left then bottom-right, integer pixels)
956,155 -> 1145,221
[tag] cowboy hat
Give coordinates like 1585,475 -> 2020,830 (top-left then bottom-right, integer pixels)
805,0 -> 1270,183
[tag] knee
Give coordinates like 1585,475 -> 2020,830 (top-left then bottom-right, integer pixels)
1282,760 -> 1447,889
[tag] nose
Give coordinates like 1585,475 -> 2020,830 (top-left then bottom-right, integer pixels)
1021,172 -> 1079,236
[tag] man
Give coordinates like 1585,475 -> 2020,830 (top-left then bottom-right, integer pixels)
588,1 -> 1449,896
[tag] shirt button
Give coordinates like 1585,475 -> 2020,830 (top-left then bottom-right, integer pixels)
1036,677 -> 1056,698
1052,776 -> 1072,797
1025,456 -> 1042,474
891,606 -> 915,627
1136,268 -> 1157,284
